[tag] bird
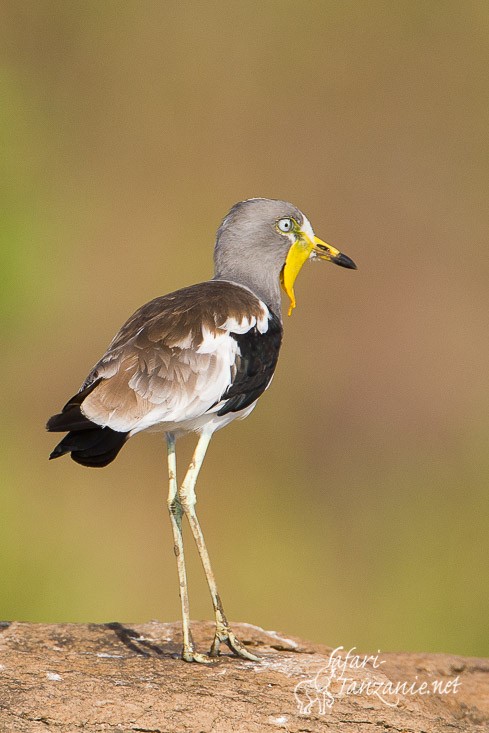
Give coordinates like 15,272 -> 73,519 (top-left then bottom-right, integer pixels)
47,198 -> 356,663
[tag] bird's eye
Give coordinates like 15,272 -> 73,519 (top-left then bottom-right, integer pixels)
278,218 -> 294,233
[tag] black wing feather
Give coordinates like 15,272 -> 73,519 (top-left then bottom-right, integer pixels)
47,379 -> 128,467
217,311 -> 282,416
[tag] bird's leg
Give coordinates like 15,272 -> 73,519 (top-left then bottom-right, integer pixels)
165,433 -> 210,664
179,431 -> 260,662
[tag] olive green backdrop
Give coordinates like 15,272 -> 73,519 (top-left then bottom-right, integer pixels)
2,1 -> 488,656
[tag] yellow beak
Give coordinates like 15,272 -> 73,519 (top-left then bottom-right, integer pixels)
280,232 -> 357,316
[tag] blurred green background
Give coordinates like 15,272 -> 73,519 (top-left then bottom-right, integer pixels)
2,1 -> 488,657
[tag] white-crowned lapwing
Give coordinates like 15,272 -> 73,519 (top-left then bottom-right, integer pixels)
48,198 -> 356,663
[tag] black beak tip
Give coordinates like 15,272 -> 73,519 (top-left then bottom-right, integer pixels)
334,252 -> 357,270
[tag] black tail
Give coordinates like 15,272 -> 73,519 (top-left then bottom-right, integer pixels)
47,382 -> 128,468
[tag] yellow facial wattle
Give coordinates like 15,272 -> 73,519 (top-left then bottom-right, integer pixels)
280,229 -> 355,316
280,238 -> 314,316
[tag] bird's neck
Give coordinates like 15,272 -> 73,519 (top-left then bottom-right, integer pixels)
212,268 -> 283,321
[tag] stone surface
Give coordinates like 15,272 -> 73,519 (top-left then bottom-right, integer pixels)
0,621 -> 487,732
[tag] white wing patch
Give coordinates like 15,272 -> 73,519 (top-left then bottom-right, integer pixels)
220,309 -> 269,335
171,331 -> 194,350
130,333 -> 240,433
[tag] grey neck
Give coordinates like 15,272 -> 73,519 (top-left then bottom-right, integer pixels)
212,265 -> 283,320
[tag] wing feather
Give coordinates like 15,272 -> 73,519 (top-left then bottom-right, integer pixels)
77,281 -> 270,433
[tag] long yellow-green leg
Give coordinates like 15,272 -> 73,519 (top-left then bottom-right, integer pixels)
166,433 -> 210,664
179,430 -> 260,662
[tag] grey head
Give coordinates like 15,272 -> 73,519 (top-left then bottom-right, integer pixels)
213,198 -> 307,317
213,197 -> 356,319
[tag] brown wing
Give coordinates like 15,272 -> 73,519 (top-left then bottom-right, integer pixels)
78,281 -> 269,432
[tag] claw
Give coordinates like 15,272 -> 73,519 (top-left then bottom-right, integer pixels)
182,646 -> 214,664
210,627 -> 260,662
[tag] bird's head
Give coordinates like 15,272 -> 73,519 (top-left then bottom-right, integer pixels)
214,198 -> 356,316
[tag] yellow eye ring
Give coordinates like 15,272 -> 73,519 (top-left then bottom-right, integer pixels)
277,217 -> 293,233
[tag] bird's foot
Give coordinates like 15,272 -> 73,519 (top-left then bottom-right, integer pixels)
182,645 -> 214,664
210,626 -> 260,662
